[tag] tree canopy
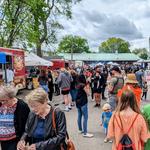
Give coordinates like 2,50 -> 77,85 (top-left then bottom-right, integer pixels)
0,0 -> 81,57
99,37 -> 130,53
57,35 -> 90,53
132,48 -> 149,60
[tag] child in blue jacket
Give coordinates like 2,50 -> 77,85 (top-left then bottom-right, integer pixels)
100,103 -> 112,143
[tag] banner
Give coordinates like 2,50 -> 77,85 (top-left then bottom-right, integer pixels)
0,52 -> 6,64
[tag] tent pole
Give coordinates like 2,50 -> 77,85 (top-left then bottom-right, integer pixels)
4,64 -> 7,84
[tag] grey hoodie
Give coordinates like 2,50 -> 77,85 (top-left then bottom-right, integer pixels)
57,71 -> 73,90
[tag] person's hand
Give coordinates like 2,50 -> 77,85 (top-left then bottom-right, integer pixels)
100,123 -> 103,126
17,140 -> 25,150
28,144 -> 36,150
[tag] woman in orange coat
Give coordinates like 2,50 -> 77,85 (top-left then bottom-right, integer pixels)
107,89 -> 149,150
117,73 -> 142,107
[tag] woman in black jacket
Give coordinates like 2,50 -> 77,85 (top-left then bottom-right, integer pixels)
0,85 -> 30,150
17,88 -> 67,150
93,72 -> 104,107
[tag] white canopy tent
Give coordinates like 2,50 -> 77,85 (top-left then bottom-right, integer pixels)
96,62 -> 104,66
25,52 -> 53,66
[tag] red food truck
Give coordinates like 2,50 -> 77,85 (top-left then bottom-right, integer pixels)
0,47 -> 26,89
50,59 -> 69,70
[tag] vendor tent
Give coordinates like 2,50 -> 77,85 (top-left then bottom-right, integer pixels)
25,52 -> 53,66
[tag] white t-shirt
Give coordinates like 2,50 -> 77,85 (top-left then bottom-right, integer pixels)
3,69 -> 14,83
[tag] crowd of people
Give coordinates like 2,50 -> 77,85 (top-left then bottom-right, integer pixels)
0,63 -> 150,150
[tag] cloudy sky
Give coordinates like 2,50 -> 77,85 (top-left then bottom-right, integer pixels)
58,0 -> 150,52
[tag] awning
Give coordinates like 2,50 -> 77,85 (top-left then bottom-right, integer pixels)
25,52 -> 53,67
0,52 -> 6,63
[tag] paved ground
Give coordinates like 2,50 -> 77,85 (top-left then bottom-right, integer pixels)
17,89 -> 150,150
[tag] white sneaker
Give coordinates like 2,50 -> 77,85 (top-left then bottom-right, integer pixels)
104,138 -> 108,143
83,133 -> 94,138
68,106 -> 72,110
91,99 -> 95,102
64,108 -> 69,112
78,130 -> 83,134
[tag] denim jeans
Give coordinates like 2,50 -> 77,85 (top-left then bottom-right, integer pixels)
77,104 -> 88,134
70,89 -> 77,101
41,85 -> 49,93
108,95 -> 117,111
1,139 -> 17,150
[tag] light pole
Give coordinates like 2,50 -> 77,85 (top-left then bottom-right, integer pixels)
71,40 -> 73,66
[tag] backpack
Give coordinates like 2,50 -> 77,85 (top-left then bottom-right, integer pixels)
110,77 -> 124,94
115,114 -> 139,150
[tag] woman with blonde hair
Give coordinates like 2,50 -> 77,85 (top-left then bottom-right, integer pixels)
107,89 -> 150,150
17,88 -> 67,150
0,85 -> 30,150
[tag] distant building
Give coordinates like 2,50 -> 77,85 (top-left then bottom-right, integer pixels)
57,53 -> 140,64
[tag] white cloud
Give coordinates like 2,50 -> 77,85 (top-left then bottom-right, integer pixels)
57,0 -> 150,51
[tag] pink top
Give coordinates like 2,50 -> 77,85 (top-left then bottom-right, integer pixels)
107,112 -> 149,150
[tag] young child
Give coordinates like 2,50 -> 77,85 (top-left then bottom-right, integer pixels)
100,103 -> 112,143
142,81 -> 148,100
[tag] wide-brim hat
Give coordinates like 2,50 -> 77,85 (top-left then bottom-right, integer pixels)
102,103 -> 111,111
126,73 -> 138,84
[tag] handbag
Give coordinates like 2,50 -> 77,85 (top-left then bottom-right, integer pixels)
52,108 -> 76,150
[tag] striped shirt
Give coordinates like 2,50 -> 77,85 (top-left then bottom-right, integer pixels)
0,104 -> 17,141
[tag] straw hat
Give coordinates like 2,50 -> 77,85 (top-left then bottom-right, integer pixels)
102,103 -> 111,111
126,73 -> 138,84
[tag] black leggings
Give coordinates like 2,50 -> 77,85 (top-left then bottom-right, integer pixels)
142,92 -> 147,100
1,139 -> 17,150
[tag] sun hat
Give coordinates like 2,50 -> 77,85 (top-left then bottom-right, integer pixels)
102,103 -> 111,111
126,73 -> 138,84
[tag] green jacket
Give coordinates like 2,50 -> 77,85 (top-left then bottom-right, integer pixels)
142,104 -> 150,150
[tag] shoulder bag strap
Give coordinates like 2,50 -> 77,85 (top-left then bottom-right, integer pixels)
127,114 -> 139,134
52,108 -> 70,140
114,114 -> 123,131
52,107 -> 57,134
111,77 -> 119,93
115,113 -> 139,134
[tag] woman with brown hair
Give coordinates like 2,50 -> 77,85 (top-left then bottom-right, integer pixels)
93,72 -> 103,107
107,89 -> 150,150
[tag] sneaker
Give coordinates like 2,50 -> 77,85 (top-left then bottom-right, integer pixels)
64,108 -> 69,112
94,104 -> 98,107
97,104 -> 101,107
71,103 -> 75,107
83,133 -> 94,138
109,140 -> 113,143
102,97 -> 107,100
91,99 -> 95,102
68,106 -> 72,110
104,138 -> 108,143
78,130 -> 83,134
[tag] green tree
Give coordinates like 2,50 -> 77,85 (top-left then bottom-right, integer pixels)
0,0 -> 81,57
99,37 -> 130,53
0,0 -> 29,47
132,48 -> 148,60
57,35 -> 90,53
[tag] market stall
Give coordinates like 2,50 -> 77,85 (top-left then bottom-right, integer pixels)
25,52 -> 53,89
